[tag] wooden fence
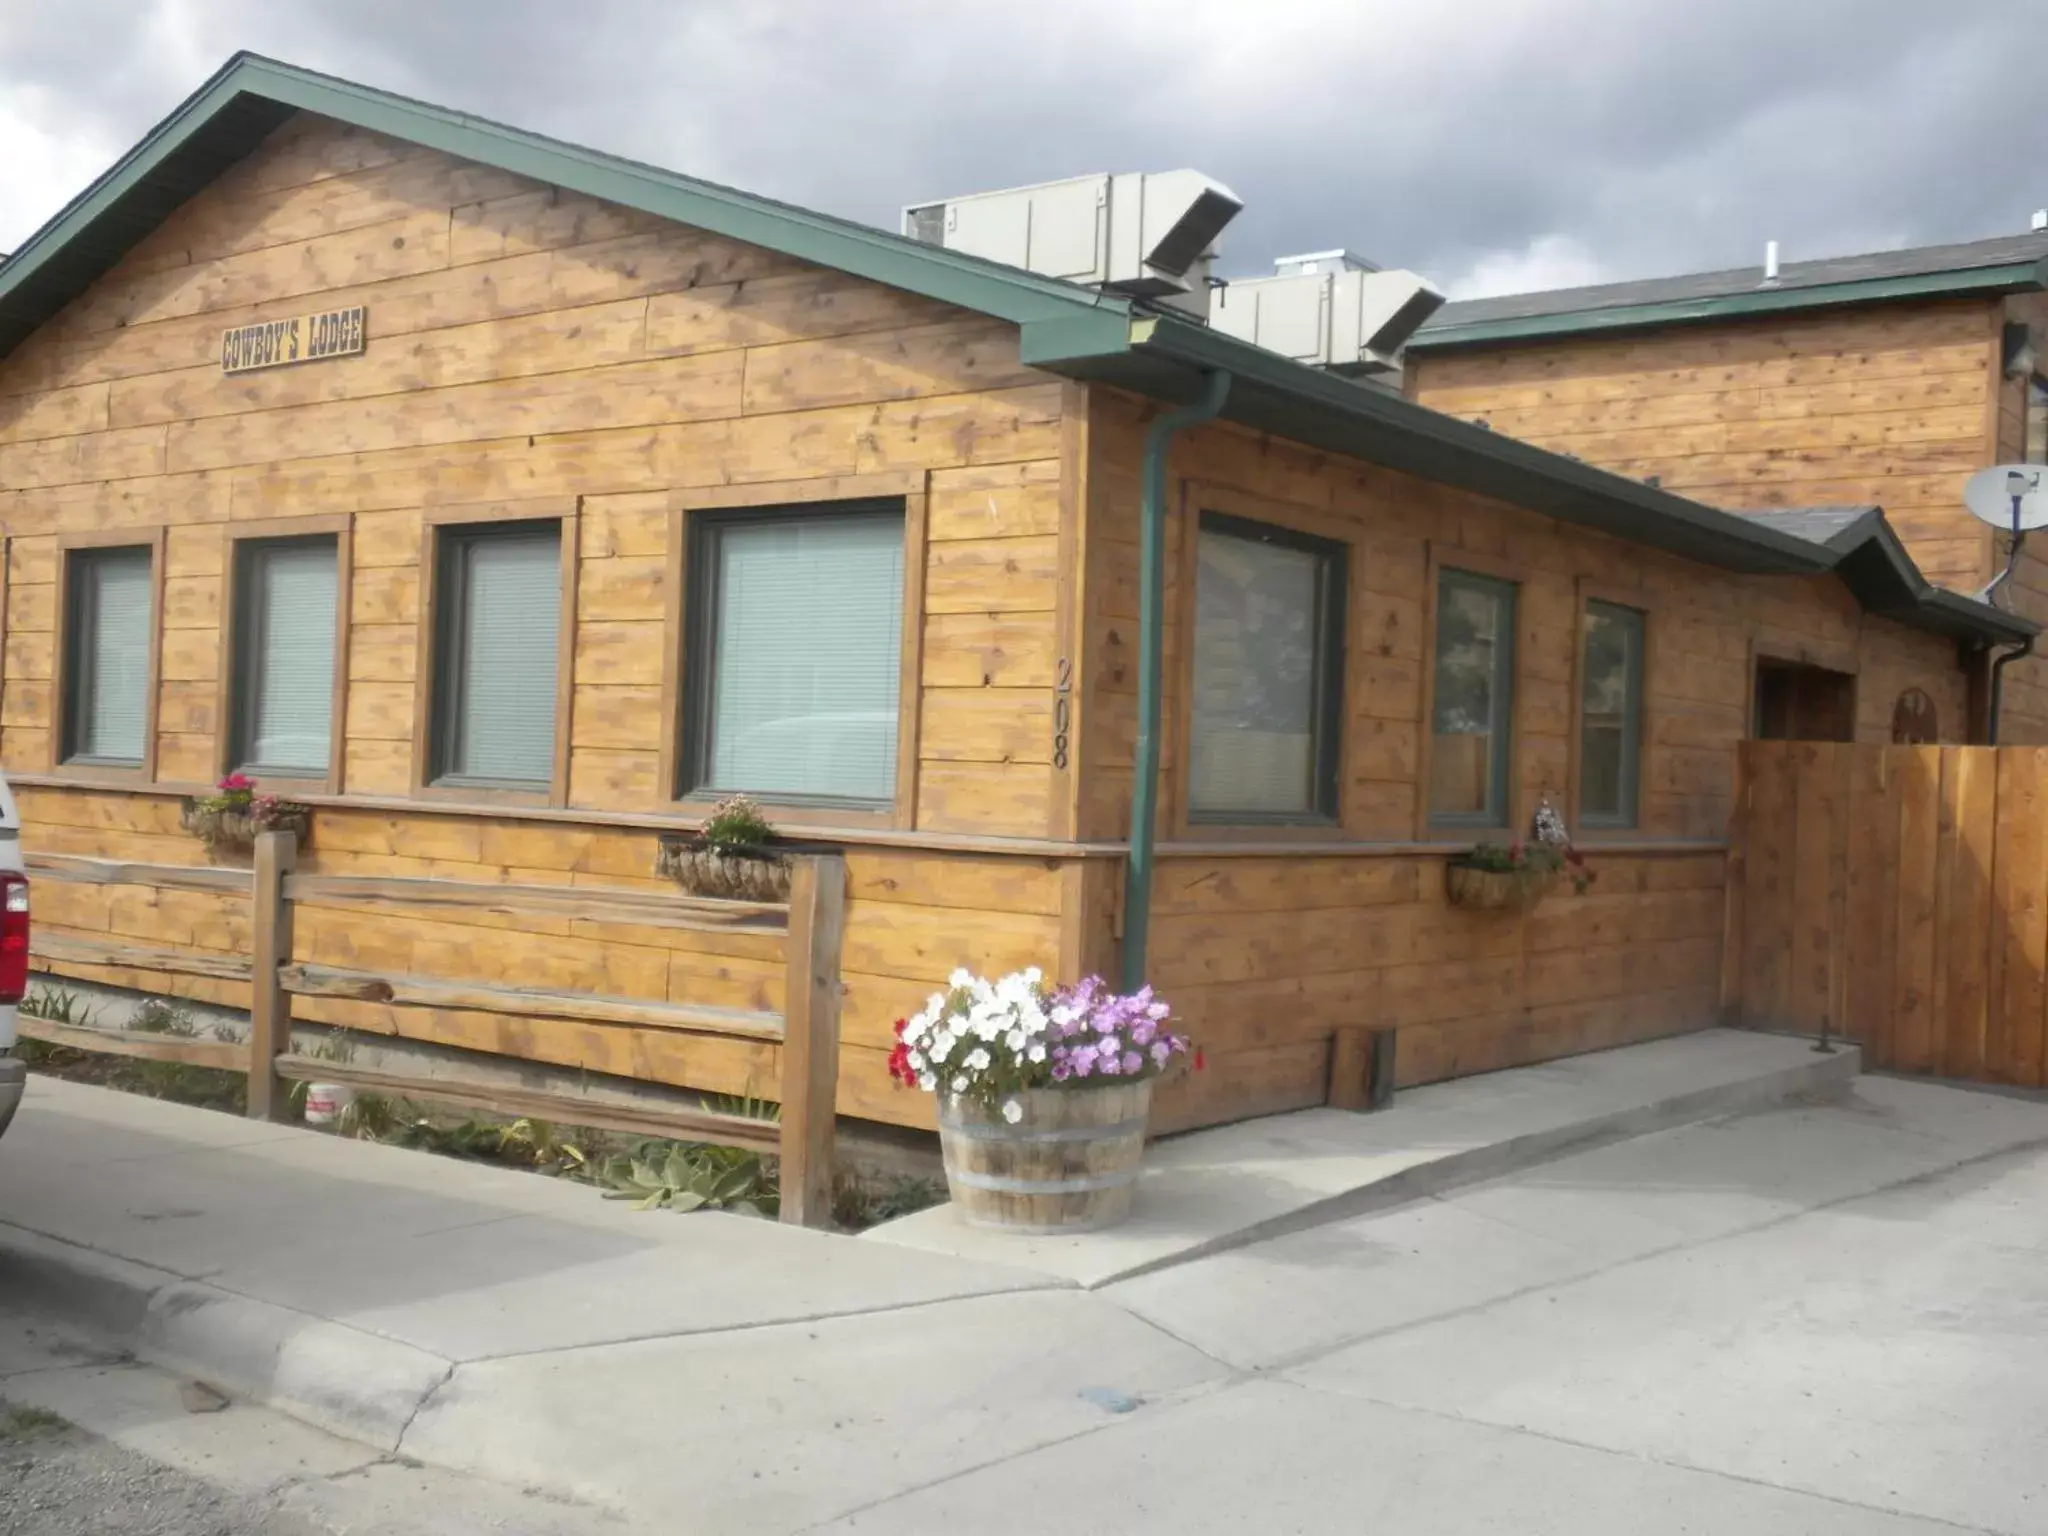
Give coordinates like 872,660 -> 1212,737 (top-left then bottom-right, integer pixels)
1724,741 -> 2048,1087
21,834 -> 848,1225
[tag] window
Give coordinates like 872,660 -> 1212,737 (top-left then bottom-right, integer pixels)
2027,376 -> 2048,465
1429,569 -> 1516,825
230,536 -> 338,778
1188,513 -> 1346,821
1578,600 -> 1644,828
429,522 -> 561,789
685,502 -> 904,805
62,545 -> 154,767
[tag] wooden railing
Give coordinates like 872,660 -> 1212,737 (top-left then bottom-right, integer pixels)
21,834 -> 848,1225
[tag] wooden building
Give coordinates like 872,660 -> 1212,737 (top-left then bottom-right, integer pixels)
1405,233 -> 2048,738
0,56 -> 2030,1136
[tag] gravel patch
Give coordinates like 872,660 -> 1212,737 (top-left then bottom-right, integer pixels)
0,1403 -> 329,1536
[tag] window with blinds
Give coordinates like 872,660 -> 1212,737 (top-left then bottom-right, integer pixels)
1579,600 -> 1645,828
63,545 -> 154,766
1188,513 -> 1347,821
685,504 -> 904,805
430,522 -> 561,789
231,536 -> 338,777
1429,569 -> 1517,826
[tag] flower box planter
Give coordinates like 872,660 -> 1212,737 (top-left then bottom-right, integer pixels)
654,839 -> 792,903
179,800 -> 312,856
1444,860 -> 1557,911
937,1080 -> 1153,1234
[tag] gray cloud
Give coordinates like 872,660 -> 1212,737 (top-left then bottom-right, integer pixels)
3,0 -> 2045,297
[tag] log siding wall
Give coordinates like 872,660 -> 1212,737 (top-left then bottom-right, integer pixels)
0,109 -> 1992,1134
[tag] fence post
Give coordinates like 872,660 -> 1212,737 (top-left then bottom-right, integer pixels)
778,853 -> 846,1227
246,831 -> 297,1122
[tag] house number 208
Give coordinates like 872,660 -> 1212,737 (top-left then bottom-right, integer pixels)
1052,657 -> 1072,770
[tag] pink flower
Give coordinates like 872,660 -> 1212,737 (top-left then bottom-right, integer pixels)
218,773 -> 255,792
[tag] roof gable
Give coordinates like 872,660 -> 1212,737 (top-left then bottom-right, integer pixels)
0,52 -> 1135,364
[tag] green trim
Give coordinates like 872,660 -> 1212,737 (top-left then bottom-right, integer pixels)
0,52 -> 1131,361
1407,261 -> 2048,352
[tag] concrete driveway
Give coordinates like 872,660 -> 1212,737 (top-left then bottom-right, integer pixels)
823,1075 -> 2048,1534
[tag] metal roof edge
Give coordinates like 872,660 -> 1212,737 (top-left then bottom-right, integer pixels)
0,52 -> 1132,355
1044,313 -> 2032,649
1406,260 -> 2048,352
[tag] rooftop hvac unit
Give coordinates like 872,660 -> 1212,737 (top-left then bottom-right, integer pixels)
903,171 -> 1243,316
1211,251 -> 1446,374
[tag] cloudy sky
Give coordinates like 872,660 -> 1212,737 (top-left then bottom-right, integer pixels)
3,0 -> 2045,299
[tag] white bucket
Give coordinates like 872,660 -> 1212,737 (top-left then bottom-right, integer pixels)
303,1083 -> 354,1128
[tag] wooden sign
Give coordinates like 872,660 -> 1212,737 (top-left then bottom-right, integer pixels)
221,306 -> 366,375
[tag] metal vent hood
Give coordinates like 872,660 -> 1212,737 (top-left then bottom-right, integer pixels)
903,171 -> 1242,318
1211,249 -> 1446,375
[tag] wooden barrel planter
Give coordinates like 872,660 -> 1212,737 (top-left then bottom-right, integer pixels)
936,1081 -> 1153,1233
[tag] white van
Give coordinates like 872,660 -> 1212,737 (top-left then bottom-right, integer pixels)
0,772 -> 25,1138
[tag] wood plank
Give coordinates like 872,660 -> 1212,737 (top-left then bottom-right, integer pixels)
30,931 -> 252,981
1892,746 -> 1943,1074
1788,741 -> 1839,1035
284,871 -> 787,933
25,852 -> 252,894
277,961 -> 784,1041
1843,747 -> 1902,1061
1939,749 -> 1997,1080
1991,748 -> 2048,1086
1740,740 -> 1797,1029
268,1055 -> 781,1155
247,830 -> 295,1122
778,854 -> 847,1228
16,1016 -> 244,1071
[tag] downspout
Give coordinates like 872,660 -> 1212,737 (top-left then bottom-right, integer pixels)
1989,634 -> 2035,745
1123,368 -> 1231,994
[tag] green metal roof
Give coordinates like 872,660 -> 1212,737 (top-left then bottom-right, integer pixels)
0,52 -> 2029,650
1408,236 -> 2048,353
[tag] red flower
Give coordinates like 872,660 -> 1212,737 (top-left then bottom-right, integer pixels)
1508,838 -> 1524,861
1193,1048 -> 1207,1073
892,1017 -> 909,1040
886,1042 -> 914,1086
218,773 -> 255,792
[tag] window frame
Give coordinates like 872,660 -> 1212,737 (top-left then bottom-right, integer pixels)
220,516 -> 351,793
1183,509 -> 1349,828
412,498 -> 578,808
1570,586 -> 1649,834
1419,551 -> 1521,836
51,528 -> 166,783
671,495 -> 915,818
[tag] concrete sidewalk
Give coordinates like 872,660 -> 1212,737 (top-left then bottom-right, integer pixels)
870,1028 -> 1857,1285
0,1077 -> 1055,1449
3,1031 -> 1989,1534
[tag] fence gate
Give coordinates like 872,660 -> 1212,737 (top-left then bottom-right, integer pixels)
1725,741 -> 2048,1087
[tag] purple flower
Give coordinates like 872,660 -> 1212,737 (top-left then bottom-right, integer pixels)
1151,1041 -> 1171,1064
1097,1052 -> 1121,1076
1050,1059 -> 1071,1082
1122,1052 -> 1143,1075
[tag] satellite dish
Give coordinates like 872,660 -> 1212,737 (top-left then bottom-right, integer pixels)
1964,464 -> 2048,532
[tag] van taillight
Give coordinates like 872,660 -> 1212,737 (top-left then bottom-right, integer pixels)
0,875 -> 27,1005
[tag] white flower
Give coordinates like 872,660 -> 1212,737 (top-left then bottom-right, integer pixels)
1027,1043 -> 1047,1063
907,1050 -> 926,1071
1004,1029 -> 1026,1053
1050,1004 -> 1079,1028
1002,1098 -> 1024,1124
928,1031 -> 956,1063
949,968 -> 975,991
965,1047 -> 991,1070
951,1074 -> 969,1093
917,1071 -> 937,1091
